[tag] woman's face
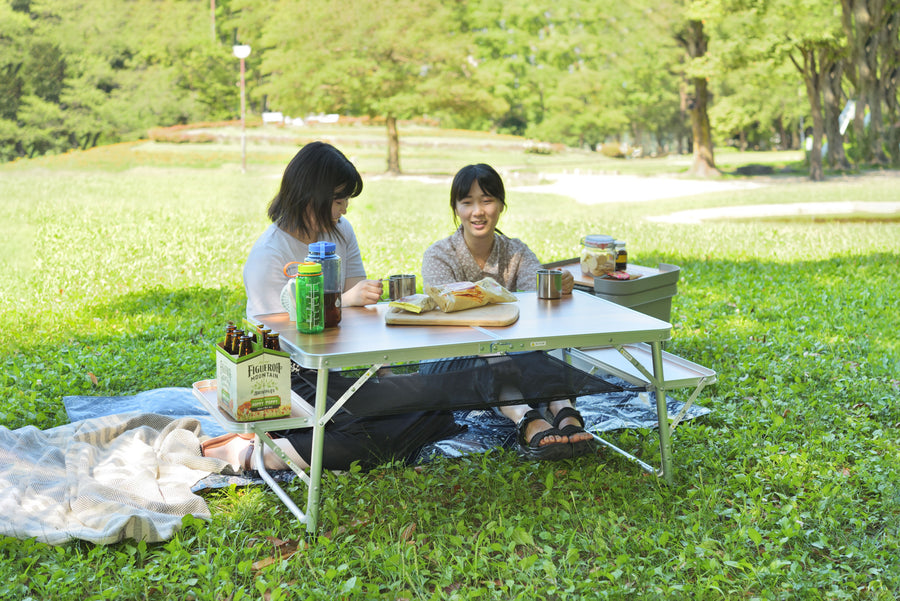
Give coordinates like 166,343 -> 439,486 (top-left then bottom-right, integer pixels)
306,194 -> 350,234
330,195 -> 349,224
455,179 -> 502,241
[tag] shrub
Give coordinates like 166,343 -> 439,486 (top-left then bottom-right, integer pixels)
598,143 -> 626,158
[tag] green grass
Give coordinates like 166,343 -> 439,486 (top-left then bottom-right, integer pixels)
1,126 -> 899,599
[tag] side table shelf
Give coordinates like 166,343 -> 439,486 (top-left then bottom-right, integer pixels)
191,379 -> 316,432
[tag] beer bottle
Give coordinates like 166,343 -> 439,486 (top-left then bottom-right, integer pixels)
237,335 -> 254,357
265,332 -> 281,352
259,328 -> 271,347
231,329 -> 245,354
224,324 -> 237,355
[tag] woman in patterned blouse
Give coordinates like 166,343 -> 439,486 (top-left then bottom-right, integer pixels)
422,164 -> 594,461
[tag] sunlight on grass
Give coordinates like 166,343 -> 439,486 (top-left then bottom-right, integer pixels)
0,129 -> 898,598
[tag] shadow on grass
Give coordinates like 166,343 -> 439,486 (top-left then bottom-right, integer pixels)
6,254 -> 898,439
2,285 -> 245,428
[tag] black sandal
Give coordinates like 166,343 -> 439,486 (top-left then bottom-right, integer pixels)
551,406 -> 595,458
516,409 -> 575,461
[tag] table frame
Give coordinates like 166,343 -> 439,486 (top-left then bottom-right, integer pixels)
197,291 -> 680,534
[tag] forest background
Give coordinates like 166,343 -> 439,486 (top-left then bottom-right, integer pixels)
1,0 -> 898,181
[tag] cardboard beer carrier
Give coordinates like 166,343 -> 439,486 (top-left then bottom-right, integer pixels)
215,321 -> 291,422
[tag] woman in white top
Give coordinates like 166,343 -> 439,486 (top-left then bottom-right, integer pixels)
243,145 -> 380,317
203,142 -> 462,472
422,163 -> 593,461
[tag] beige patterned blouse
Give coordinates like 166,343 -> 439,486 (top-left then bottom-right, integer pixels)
422,227 -> 542,292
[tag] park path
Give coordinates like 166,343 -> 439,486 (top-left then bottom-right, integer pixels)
380,170 -> 900,222
508,171 -> 900,222
510,173 -> 764,205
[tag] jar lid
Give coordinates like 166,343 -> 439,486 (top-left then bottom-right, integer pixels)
298,261 -> 322,276
308,241 -> 337,257
582,234 -> 615,248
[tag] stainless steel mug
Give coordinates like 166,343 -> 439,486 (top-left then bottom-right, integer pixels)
536,269 -> 562,299
388,274 -> 416,300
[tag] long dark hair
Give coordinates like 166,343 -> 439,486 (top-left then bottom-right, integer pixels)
449,163 -> 506,226
267,141 -> 363,240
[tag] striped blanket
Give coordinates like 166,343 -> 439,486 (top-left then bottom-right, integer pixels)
0,413 -> 230,545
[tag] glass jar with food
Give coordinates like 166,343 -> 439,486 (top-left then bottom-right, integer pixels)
580,234 -> 616,277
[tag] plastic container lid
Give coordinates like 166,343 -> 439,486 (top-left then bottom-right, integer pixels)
308,241 -> 337,257
298,261 -> 322,276
582,234 -> 615,248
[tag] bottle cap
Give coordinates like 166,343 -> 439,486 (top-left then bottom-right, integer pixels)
582,234 -> 615,248
308,241 -> 337,258
298,261 -> 322,276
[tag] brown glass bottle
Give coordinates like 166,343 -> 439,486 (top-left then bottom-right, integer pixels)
231,329 -> 245,354
237,335 -> 254,357
224,324 -> 237,355
615,241 -> 627,271
264,332 -> 281,352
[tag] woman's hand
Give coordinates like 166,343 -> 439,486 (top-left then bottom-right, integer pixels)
561,270 -> 575,294
342,278 -> 384,306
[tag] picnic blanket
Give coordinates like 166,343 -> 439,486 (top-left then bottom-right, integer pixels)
0,412 -> 234,546
0,384 -> 709,546
63,384 -> 710,488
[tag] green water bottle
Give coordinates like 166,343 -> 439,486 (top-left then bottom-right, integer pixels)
296,261 -> 324,334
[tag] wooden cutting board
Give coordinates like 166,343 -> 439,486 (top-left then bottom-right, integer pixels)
385,302 -> 519,326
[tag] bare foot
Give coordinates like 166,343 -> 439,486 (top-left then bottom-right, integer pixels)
556,415 -> 593,443
524,418 -> 568,446
202,434 -> 253,471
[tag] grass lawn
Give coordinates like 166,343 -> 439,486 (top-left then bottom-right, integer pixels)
1,125 -> 898,599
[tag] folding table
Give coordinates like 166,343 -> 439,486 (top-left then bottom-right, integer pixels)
194,290 -> 689,534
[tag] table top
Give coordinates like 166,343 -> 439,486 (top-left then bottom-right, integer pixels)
255,290 -> 671,370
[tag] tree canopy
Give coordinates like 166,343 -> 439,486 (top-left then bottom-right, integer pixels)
2,0 -> 898,178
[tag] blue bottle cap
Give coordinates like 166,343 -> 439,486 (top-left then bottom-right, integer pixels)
308,241 -> 337,258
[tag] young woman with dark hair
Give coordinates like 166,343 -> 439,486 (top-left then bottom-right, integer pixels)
422,163 -> 593,461
202,142 -> 462,472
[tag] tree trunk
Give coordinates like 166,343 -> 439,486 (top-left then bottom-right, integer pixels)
822,61 -> 851,170
864,0 -> 889,164
797,48 -> 826,181
688,74 -> 719,176
680,20 -> 719,177
386,115 -> 401,175
884,8 -> 900,165
885,65 -> 900,166
842,0 -> 889,165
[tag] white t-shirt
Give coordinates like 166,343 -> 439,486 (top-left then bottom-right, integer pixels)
243,220 -> 366,319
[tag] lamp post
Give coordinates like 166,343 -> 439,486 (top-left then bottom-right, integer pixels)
232,44 -> 251,173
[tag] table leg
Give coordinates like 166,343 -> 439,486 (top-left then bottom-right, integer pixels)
651,340 -> 674,485
252,433 -> 307,523
305,367 -> 329,535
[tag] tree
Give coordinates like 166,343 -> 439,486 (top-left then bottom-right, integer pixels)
840,0 -> 897,165
675,14 -> 720,177
821,60 -> 852,169
255,0 -> 502,174
0,0 -> 230,160
704,0 -> 846,181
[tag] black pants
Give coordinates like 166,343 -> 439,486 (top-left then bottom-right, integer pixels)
272,367 -> 464,471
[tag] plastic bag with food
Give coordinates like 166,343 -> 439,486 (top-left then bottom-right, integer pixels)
424,277 -> 517,313
388,293 -> 437,314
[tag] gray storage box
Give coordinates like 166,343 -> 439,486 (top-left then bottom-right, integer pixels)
543,261 -> 680,322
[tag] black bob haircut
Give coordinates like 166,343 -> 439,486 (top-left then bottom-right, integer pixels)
268,141 -> 363,241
